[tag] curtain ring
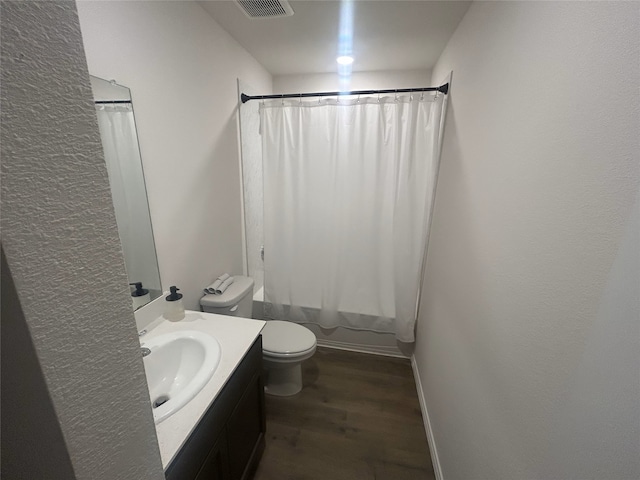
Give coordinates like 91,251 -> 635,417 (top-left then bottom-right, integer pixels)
281,94 -> 284,106
357,94 -> 360,103
395,89 -> 399,102
378,93 -> 381,103
299,93 -> 302,105
420,91 -> 424,101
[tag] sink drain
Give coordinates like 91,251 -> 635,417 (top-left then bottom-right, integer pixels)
153,395 -> 170,408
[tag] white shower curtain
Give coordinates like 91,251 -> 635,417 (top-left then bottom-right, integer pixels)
261,93 -> 445,342
95,104 -> 159,291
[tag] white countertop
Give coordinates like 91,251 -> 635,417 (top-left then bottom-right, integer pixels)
140,310 -> 266,469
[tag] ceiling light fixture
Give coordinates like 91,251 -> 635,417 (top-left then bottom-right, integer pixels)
337,55 -> 354,65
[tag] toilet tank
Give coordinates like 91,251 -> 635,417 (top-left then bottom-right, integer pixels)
200,275 -> 254,318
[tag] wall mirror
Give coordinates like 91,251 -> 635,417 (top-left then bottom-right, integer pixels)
90,75 -> 162,310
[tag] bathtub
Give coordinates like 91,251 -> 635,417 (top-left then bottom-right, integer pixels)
252,286 -> 411,357
251,286 -> 267,320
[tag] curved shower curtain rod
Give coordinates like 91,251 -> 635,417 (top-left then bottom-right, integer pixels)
240,83 -> 449,104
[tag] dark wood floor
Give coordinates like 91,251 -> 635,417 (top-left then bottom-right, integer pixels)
253,347 -> 435,480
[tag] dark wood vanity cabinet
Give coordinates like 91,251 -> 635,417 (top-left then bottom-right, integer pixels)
194,434 -> 230,480
166,336 -> 266,480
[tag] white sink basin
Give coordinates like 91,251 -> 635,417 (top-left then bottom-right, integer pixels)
141,330 -> 221,424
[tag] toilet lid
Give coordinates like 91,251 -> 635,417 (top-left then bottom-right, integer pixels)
262,321 -> 316,354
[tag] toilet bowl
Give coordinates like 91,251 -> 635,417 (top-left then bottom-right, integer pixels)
200,278 -> 317,396
261,320 -> 317,396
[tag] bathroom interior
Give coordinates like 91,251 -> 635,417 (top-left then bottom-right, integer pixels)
2,1 -> 639,479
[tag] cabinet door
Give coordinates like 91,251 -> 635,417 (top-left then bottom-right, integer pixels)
226,371 -> 266,480
195,433 -> 231,480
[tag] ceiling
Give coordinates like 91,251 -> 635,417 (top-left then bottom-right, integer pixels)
199,0 -> 472,76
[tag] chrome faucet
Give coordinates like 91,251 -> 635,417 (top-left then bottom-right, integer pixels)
141,347 -> 151,357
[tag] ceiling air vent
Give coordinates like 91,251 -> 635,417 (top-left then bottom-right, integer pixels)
235,0 -> 294,18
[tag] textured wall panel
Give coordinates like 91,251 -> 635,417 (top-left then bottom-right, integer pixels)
1,2 -> 164,479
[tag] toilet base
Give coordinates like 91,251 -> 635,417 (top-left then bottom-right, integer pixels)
264,360 -> 302,396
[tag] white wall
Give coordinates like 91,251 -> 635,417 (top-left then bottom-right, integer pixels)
274,69 -> 431,94
77,1 -> 272,310
1,2 -> 164,478
414,2 -> 640,479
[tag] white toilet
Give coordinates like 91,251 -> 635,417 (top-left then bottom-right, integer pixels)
261,320 -> 316,396
200,276 -> 317,396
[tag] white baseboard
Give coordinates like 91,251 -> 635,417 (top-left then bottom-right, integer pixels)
411,355 -> 443,480
316,339 -> 408,358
